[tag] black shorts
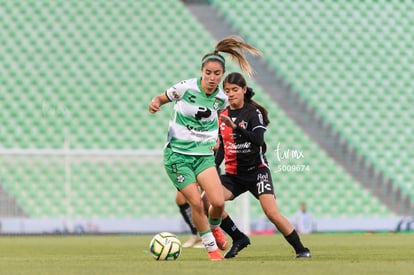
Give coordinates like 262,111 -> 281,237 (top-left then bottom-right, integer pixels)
220,167 -> 275,200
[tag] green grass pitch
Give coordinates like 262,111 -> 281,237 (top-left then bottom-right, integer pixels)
0,233 -> 413,275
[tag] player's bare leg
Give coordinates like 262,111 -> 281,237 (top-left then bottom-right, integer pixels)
197,167 -> 228,251
259,194 -> 311,258
180,182 -> 223,260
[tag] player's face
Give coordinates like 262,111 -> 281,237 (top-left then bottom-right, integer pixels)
224,82 -> 246,110
201,61 -> 224,94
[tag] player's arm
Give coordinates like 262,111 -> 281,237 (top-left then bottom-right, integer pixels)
148,93 -> 170,113
220,113 -> 265,145
234,125 -> 265,146
149,80 -> 189,113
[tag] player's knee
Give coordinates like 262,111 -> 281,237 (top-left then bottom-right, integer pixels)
190,200 -> 205,214
210,200 -> 225,211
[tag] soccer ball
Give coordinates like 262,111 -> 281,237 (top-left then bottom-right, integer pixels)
149,232 -> 182,260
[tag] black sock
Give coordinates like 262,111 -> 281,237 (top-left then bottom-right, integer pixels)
178,202 -> 197,235
220,215 -> 245,241
284,229 -> 306,252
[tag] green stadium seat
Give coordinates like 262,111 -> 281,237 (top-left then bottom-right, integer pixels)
0,0 -> 403,220
211,0 -> 413,208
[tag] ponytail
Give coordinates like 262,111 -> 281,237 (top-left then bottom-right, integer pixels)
202,35 -> 260,77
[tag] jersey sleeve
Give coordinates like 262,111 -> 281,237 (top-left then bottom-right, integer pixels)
250,108 -> 266,131
165,80 -> 189,102
233,106 -> 266,145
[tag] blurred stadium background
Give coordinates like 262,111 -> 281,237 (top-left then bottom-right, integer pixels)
0,0 -> 412,234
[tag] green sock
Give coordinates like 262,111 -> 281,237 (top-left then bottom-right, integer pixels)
208,217 -> 222,228
199,229 -> 211,237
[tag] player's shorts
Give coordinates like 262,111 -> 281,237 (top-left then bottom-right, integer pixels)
220,167 -> 275,200
163,145 -> 216,190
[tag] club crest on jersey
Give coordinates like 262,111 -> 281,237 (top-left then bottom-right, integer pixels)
238,120 -> 248,129
176,174 -> 185,183
213,98 -> 221,110
172,91 -> 180,99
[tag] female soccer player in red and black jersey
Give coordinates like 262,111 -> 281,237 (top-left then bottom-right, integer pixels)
215,72 -> 311,259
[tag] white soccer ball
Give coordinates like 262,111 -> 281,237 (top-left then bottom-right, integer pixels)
149,232 -> 182,260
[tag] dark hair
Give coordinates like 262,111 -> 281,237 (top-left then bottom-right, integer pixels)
201,36 -> 260,77
223,72 -> 270,126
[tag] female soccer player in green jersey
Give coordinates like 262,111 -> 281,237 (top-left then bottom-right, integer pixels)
148,36 -> 259,261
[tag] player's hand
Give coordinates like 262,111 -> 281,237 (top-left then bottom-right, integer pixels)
220,114 -> 236,129
149,97 -> 161,113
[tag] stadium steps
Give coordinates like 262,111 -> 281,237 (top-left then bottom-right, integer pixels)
0,0 -> 397,219
196,0 -> 413,215
185,2 -> 392,218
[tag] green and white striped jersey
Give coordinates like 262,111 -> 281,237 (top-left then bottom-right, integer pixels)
165,78 -> 228,156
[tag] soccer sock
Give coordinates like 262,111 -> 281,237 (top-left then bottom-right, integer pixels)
284,229 -> 306,252
178,202 -> 198,235
208,217 -> 222,229
199,230 -> 219,252
220,215 -> 245,241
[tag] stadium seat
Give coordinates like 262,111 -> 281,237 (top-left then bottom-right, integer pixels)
0,0 -> 401,220
211,0 -> 413,207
